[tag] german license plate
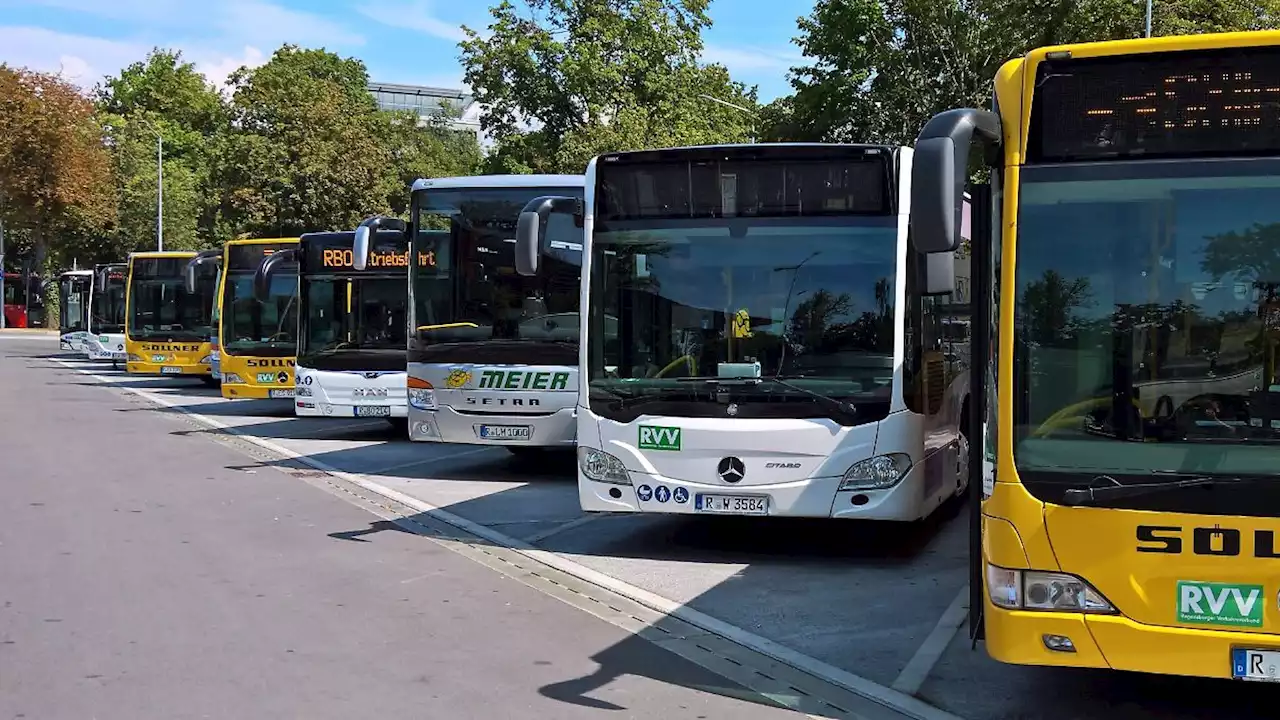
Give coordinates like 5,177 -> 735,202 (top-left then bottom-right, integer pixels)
269,389 -> 295,399
695,494 -> 769,515
112,352 -> 126,360
1233,649 -> 1280,681
355,405 -> 391,417
479,424 -> 531,441
160,366 -> 182,375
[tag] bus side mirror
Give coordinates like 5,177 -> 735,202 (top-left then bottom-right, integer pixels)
516,195 -> 581,277
910,108 -> 1000,254
254,248 -> 298,303
354,216 -> 408,271
184,250 -> 221,293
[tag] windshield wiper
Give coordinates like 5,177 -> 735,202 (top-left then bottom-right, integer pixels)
675,376 -> 859,421
1061,473 -> 1255,507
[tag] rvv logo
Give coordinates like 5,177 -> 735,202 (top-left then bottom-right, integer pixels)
638,425 -> 681,451
1177,581 -> 1263,628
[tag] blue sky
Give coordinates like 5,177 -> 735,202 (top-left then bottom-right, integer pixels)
0,0 -> 815,101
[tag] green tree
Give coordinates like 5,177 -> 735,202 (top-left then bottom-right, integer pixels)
0,65 -> 115,283
211,45 -> 391,237
96,50 -> 227,253
782,0 -> 1280,147
460,0 -> 758,174
376,107 -> 483,217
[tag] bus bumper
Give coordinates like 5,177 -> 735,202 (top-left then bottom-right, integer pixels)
986,603 -> 1277,679
408,405 -> 576,446
125,361 -> 211,376
295,401 -> 407,418
578,459 -> 934,519
221,382 -> 294,399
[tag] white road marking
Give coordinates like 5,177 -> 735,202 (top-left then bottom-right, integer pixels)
55,358 -> 964,720
891,586 -> 970,696
524,513 -> 609,545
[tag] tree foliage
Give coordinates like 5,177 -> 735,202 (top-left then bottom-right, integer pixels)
780,0 -> 1280,146
460,0 -> 758,173
0,65 -> 115,270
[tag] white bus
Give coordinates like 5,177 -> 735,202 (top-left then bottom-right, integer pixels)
516,144 -> 970,520
84,263 -> 128,365
354,174 -> 586,457
261,229 -> 413,430
58,269 -> 95,353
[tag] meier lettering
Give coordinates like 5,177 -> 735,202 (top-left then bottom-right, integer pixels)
477,370 -> 570,391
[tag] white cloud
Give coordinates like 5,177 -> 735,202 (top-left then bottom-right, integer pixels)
0,26 -> 149,88
356,0 -> 481,43
0,0 -> 365,91
702,43 -> 804,74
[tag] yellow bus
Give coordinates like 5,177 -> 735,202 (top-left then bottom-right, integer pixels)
124,250 -> 218,384
910,30 -> 1280,682
212,237 -> 300,399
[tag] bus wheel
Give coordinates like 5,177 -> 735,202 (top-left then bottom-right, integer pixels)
199,376 -> 220,388
384,417 -> 409,435
957,396 -> 971,498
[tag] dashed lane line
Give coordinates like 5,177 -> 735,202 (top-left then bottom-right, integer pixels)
54,357 -> 968,720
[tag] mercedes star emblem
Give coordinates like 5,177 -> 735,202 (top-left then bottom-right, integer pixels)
717,456 -> 746,483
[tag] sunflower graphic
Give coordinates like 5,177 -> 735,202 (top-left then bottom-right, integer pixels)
445,369 -> 472,389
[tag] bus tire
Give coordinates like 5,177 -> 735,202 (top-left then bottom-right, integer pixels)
957,395 -> 971,498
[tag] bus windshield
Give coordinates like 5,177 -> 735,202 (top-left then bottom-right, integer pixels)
301,276 -> 408,356
128,257 -> 214,341
588,154 -> 897,422
411,185 -> 585,364
1013,158 -> 1280,491
92,270 -> 126,334
223,272 -> 298,356
59,275 -> 90,332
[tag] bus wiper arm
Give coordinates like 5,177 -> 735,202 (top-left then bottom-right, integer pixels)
1061,474 -> 1253,507
676,376 -> 858,420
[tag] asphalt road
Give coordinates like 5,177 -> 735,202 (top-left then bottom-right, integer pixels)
0,335 -> 830,720
5,330 -> 1279,720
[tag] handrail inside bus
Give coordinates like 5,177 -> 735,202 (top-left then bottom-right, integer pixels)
416,322 -> 480,332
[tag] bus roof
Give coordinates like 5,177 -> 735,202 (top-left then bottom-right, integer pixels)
129,251 -> 198,260
1025,28 -> 1280,64
596,143 -> 898,164
411,174 -> 585,192
226,237 -> 299,246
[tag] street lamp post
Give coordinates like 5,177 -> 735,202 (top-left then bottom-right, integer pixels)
133,117 -> 164,251
1146,0 -> 1153,37
697,93 -> 757,143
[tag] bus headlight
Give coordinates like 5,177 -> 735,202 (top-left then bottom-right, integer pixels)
198,355 -> 211,365
408,377 -> 436,410
295,386 -> 313,397
578,447 -> 629,485
222,373 -> 244,384
986,564 -> 1116,613
839,453 -> 912,491
127,353 -> 142,362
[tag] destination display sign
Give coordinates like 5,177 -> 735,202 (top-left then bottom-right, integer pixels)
227,242 -> 296,272
300,231 -> 430,274
1030,45 -> 1280,162
131,256 -> 193,278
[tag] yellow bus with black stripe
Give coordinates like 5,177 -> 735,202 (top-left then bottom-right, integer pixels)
910,30 -> 1280,682
124,250 -> 217,384
211,237 -> 300,399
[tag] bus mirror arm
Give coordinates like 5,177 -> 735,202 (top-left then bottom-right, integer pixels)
254,248 -> 297,303
354,215 -> 408,272
911,108 -> 1001,254
516,196 -> 580,277
184,250 -> 221,294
